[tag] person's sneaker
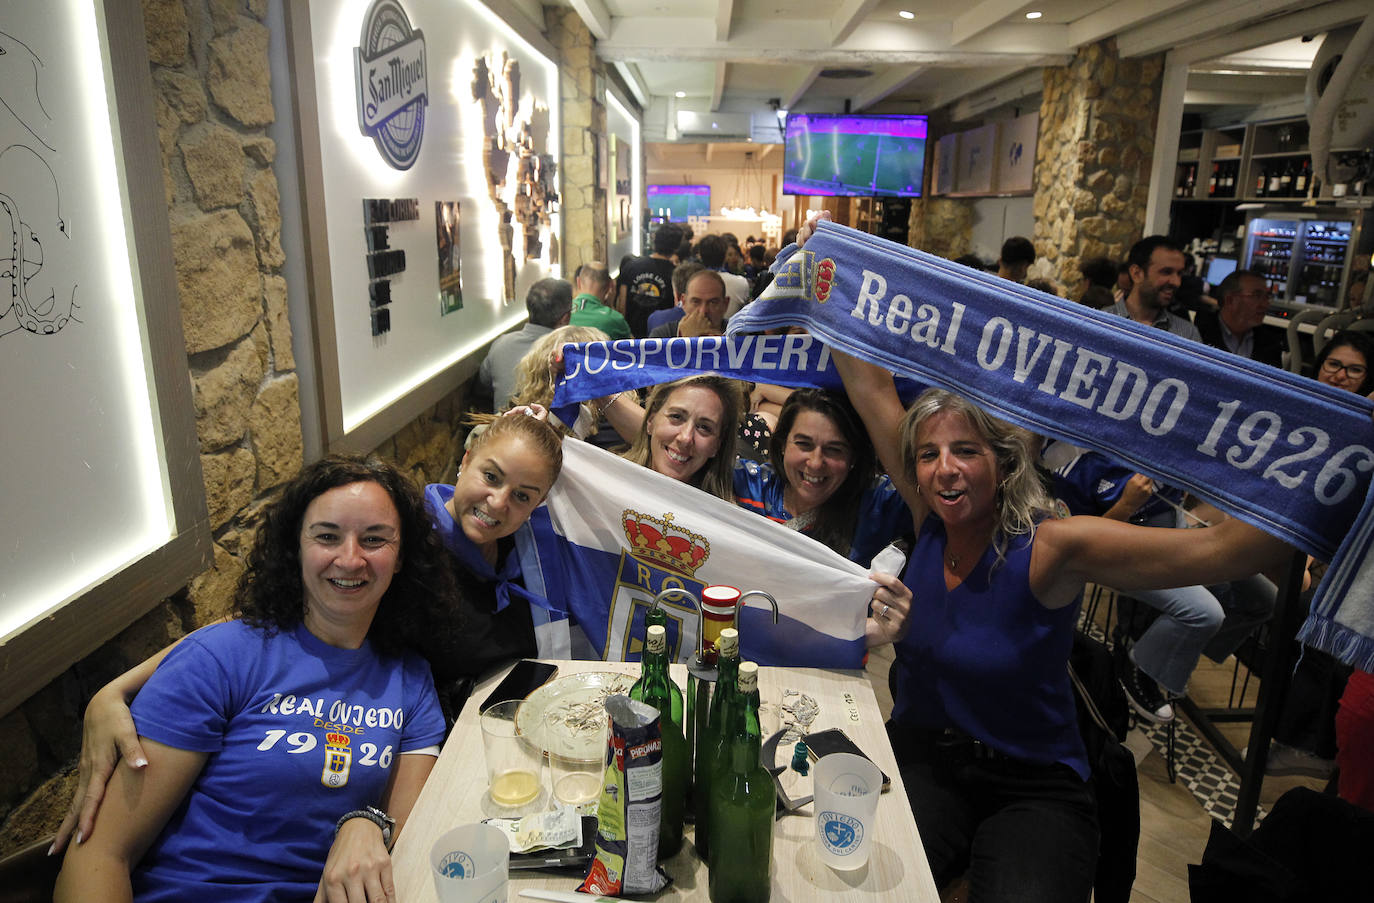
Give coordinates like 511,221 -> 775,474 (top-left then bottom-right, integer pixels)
1263,741 -> 1335,778
1116,648 -> 1176,724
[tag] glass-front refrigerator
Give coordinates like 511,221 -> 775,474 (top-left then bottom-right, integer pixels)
1241,209 -> 1369,314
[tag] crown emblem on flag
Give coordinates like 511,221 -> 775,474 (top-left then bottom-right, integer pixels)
326,733 -> 351,747
622,509 -> 711,576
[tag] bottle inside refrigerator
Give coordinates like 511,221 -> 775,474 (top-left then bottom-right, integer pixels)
1241,210 -> 1368,315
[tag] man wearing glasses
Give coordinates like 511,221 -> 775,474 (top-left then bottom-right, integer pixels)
1196,269 -> 1285,368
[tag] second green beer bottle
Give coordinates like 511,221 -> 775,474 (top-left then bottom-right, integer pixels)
693,627 -> 740,861
707,660 -> 775,903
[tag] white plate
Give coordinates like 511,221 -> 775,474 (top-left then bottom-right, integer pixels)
516,670 -> 637,760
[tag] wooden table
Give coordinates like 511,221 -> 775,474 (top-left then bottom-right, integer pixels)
393,660 -> 940,902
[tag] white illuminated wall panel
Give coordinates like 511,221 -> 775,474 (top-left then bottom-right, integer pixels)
0,3 -> 171,638
304,0 -> 561,434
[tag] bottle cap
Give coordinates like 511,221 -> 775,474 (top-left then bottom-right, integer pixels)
646,624 -> 666,653
738,660 -> 758,692
718,628 -> 739,657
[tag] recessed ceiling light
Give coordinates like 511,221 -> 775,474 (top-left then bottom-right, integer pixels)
675,91 -> 686,98
898,10 -> 914,19
1025,10 -> 1042,19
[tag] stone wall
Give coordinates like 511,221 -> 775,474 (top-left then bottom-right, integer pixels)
907,198 -> 976,260
547,6 -> 606,269
0,0 -> 464,855
1034,39 -> 1163,300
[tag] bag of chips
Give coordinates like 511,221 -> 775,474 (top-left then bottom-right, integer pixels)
579,695 -> 671,895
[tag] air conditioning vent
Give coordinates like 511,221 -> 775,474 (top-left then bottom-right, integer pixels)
676,110 -> 753,140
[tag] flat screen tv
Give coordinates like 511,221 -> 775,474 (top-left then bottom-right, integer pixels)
647,184 -> 711,222
783,113 -> 928,197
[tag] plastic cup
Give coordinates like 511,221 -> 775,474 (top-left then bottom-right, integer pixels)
430,823 -> 509,903
480,700 -> 547,814
546,712 -> 608,809
814,752 -> 883,870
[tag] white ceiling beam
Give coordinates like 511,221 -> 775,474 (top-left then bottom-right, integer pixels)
1067,0 -> 1196,47
612,61 -> 651,109
852,65 -> 928,111
567,0 -> 612,41
716,0 -> 736,42
783,66 -> 822,110
951,0 -> 1029,47
1168,0 -> 1369,65
925,65 -> 1030,111
711,62 -> 727,111
600,18 -> 1070,60
1116,0 -> 1325,59
1184,88 -> 1295,104
948,68 -> 1044,120
830,0 -> 883,46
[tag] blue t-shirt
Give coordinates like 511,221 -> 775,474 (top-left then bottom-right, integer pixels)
1042,439 -> 1183,527
130,620 -> 445,902
732,458 -> 909,567
892,517 -> 1089,779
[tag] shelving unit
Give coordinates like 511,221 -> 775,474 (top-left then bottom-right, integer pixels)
1174,115 -> 1367,207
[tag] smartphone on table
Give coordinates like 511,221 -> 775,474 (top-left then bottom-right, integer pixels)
480,659 -> 559,711
804,727 -> 891,791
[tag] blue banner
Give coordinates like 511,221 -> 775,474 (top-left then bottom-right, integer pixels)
727,221 -> 1374,670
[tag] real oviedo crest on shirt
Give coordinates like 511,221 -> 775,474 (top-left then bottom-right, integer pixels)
354,0 -> 428,170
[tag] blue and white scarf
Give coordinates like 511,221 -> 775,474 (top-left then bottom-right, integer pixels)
726,221 -> 1374,670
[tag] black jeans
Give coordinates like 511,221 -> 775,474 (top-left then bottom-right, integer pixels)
888,722 -> 1099,903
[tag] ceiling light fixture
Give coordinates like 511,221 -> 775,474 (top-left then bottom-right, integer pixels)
898,10 -> 914,19
1025,11 -> 1042,19
675,90 -> 686,98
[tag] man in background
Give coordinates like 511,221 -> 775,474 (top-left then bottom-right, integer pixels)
1195,269 -> 1284,367
649,269 -> 727,339
617,224 -> 679,337
997,236 -> 1037,283
570,262 -> 630,339
696,233 -> 752,316
1106,235 -> 1202,342
478,277 -> 571,411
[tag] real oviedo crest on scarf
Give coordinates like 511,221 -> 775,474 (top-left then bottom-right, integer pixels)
354,0 -> 428,170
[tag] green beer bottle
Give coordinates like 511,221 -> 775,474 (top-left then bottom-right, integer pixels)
629,624 -> 687,857
708,661 -> 774,903
693,627 -> 740,861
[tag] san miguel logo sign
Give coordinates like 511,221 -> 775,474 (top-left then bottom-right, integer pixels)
354,0 -> 428,170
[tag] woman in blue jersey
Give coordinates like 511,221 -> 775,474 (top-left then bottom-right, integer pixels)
733,388 -> 907,566
841,350 -> 1290,901
54,455 -> 458,902
53,411 -> 566,862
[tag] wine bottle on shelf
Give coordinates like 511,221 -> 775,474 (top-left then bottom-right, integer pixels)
707,661 -> 774,903
1254,164 -> 1267,197
693,628 -> 740,862
629,624 -> 688,858
1222,163 -> 1235,196
1279,160 -> 1294,196
1295,159 -> 1310,195
1208,163 -> 1218,197
1269,166 -> 1283,195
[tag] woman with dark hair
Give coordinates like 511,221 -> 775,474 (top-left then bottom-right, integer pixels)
733,388 -> 908,566
54,455 -> 457,902
1312,329 -> 1374,396
54,413 -> 568,858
